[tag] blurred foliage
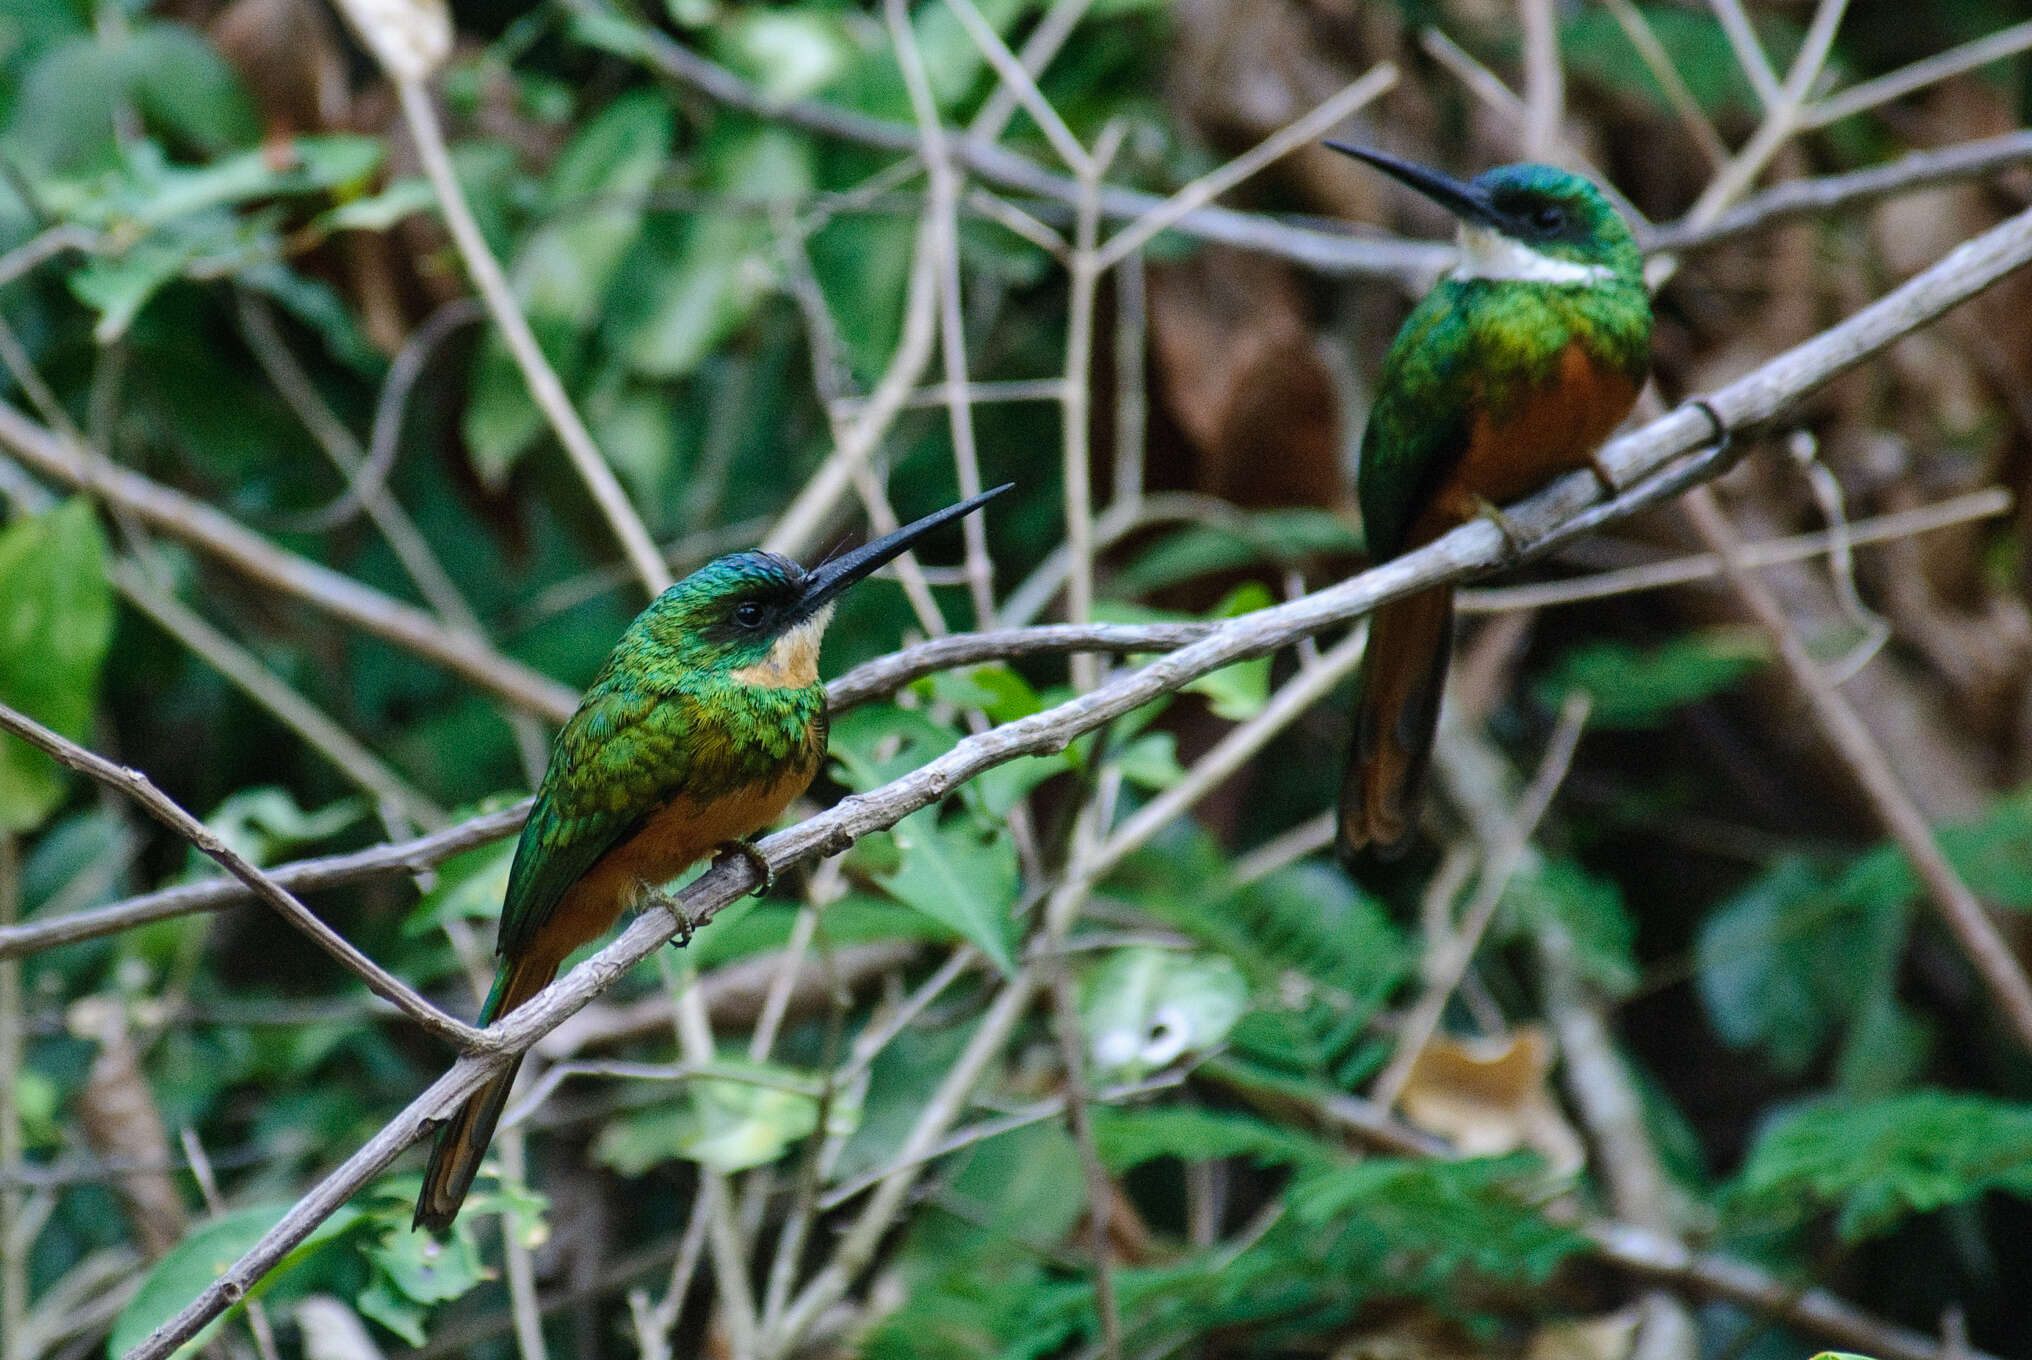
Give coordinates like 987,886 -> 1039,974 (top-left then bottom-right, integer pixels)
0,0 -> 2029,1358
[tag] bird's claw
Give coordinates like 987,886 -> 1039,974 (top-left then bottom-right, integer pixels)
1586,452 -> 1622,498
1473,497 -> 1531,564
1686,397 -> 1731,455
715,839 -> 775,897
645,887 -> 700,949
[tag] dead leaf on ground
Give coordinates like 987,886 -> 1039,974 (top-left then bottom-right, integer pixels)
1396,1026 -> 1585,1179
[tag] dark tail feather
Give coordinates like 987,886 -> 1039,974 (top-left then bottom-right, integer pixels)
413,954 -> 557,1233
1338,585 -> 1455,860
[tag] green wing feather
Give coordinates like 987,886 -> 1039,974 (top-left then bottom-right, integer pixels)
1358,284 -> 1476,559
494,683 -> 694,970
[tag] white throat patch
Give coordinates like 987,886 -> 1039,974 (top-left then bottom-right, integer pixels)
1451,225 -> 1612,286
731,603 -> 834,689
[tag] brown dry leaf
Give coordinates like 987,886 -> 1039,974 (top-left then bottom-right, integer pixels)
67,997 -> 188,1259
1148,246 -> 1346,509
1396,1026 -> 1584,1178
1524,1308 -> 1642,1360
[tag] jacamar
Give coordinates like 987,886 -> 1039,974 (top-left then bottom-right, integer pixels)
414,485 -> 1011,1232
1330,145 -> 1651,857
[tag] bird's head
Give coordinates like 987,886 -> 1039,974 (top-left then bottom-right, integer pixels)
637,484 -> 1011,687
1328,145 -> 1642,288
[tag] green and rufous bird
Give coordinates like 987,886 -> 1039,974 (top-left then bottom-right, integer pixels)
1330,145 -> 1651,857
415,486 -> 1011,1232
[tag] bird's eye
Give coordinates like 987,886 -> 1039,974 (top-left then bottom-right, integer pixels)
733,601 -> 766,629
1531,205 -> 1566,233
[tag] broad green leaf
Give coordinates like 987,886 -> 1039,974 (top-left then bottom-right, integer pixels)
316,177 -> 435,233
109,1204 -> 363,1356
876,806 -> 1019,975
1083,947 -> 1247,1077
712,9 -> 854,103
0,500 -> 113,832
463,93 -> 674,485
521,91 -> 674,328
402,835 -> 518,937
624,125 -> 813,378
826,705 -> 961,793
1535,628 -> 1769,728
68,229 -> 208,342
123,22 -> 259,155
1694,855 -> 1908,1076
1114,730 -> 1185,791
188,787 -> 366,872
593,1064 -> 849,1175
1112,509 -> 1362,596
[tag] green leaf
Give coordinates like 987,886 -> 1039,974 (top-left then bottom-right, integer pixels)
522,91 -> 675,329
593,1064 -> 848,1175
0,499 -> 113,832
875,805 -> 1019,975
1290,1153 -> 1586,1285
1694,856 -> 1907,1076
123,23 -> 259,155
187,787 -> 366,872
712,10 -> 854,103
402,835 -> 518,937
1091,1106 -> 1326,1173
826,706 -> 962,793
1535,628 -> 1769,729
623,125 -> 813,378
1113,731 -> 1184,791
316,177 -> 435,233
1083,947 -> 1247,1077
109,1204 -> 363,1356
1112,509 -> 1361,596
1726,1092 -> 2032,1242
1502,857 -> 1639,999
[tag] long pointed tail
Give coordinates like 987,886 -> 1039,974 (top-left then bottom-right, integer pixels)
414,953 -> 557,1233
1339,585 -> 1455,860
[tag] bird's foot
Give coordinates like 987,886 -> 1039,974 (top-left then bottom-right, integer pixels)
714,839 -> 775,897
1472,497 -> 1531,564
1586,452 -> 1623,498
644,887 -> 700,949
1686,397 -> 1732,455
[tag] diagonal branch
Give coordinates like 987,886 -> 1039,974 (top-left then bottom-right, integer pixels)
7,479 -> 2009,963
0,409 -> 581,722
0,703 -> 480,1051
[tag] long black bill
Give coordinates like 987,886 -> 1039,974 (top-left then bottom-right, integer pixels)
1324,142 -> 1504,230
795,483 -> 1013,616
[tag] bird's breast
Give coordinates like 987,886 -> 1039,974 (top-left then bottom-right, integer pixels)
1410,339 -> 1639,545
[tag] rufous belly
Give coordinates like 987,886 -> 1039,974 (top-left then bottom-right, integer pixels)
1411,341 -> 1638,547
520,757 -> 819,970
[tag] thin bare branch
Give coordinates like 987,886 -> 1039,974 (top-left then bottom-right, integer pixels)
1805,18 -> 2032,128
1683,487 -> 2032,1052
0,404 -> 580,721
1370,693 -> 1590,1110
0,703 -> 479,1052
394,76 -> 670,596
1093,65 -> 1398,271
1600,0 -> 1729,168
